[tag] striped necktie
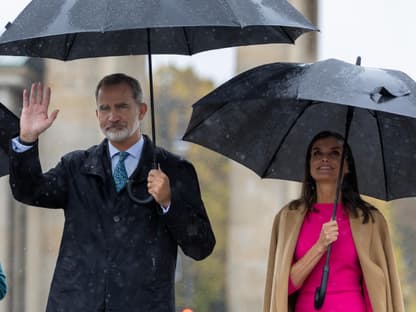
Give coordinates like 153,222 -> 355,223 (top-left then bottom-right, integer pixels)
114,151 -> 129,192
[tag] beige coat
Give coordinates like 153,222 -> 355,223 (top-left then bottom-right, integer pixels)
263,204 -> 404,312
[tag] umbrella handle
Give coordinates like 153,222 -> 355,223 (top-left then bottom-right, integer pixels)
126,148 -> 159,205
126,179 -> 154,205
314,264 -> 329,309
314,266 -> 329,310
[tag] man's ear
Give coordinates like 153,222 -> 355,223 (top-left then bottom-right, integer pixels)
138,102 -> 148,119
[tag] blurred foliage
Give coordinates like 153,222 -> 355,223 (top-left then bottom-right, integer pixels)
152,65 -> 214,151
153,65 -> 229,311
390,199 -> 416,311
363,196 -> 415,311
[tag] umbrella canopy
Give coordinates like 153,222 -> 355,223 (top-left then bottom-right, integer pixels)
0,102 -> 20,177
0,0 -> 317,60
183,58 -> 416,201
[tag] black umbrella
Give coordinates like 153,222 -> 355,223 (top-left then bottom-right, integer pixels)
183,57 -> 416,307
183,58 -> 416,200
0,0 -> 317,203
0,102 -> 20,177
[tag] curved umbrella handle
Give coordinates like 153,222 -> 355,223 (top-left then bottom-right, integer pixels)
126,179 -> 154,205
126,154 -> 159,205
314,264 -> 329,309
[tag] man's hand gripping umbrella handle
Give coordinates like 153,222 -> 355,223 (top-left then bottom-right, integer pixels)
126,159 -> 157,205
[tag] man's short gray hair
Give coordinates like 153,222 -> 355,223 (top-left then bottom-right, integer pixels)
95,73 -> 143,103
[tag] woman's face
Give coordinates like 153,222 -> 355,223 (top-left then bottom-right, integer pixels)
309,136 -> 349,184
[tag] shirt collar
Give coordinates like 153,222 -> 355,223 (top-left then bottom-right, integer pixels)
108,136 -> 144,160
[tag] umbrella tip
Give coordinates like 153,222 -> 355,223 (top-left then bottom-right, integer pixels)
355,56 -> 361,66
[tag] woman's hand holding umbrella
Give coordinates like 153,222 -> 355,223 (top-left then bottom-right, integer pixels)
290,220 -> 339,288
317,220 -> 339,252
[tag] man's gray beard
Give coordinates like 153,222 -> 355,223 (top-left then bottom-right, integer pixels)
103,120 -> 140,142
104,127 -> 130,142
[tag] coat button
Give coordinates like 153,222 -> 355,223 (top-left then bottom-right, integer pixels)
113,215 -> 120,222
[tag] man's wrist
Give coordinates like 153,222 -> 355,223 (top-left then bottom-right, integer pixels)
18,136 -> 36,145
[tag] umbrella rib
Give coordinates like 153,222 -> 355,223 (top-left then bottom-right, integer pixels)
64,33 -> 77,60
280,26 -> 296,44
182,27 -> 193,55
260,101 -> 310,178
374,110 -> 389,199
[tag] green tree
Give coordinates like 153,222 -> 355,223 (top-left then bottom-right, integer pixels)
364,197 -> 414,310
153,65 -> 229,311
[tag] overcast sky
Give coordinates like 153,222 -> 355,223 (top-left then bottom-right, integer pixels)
0,0 -> 415,85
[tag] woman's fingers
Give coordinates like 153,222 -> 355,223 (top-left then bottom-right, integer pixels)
321,220 -> 339,245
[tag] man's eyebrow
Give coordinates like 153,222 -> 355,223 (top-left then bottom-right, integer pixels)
98,102 -> 128,107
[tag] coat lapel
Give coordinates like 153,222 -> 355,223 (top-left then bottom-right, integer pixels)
81,140 -> 112,181
284,207 -> 307,251
271,206 -> 306,312
349,213 -> 372,262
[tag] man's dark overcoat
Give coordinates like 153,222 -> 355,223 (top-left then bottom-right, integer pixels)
9,135 -> 215,312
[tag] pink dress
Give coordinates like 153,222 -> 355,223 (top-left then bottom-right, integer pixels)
289,203 -> 372,312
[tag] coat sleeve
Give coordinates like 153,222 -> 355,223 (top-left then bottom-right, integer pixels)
161,160 -> 215,261
9,141 -> 68,208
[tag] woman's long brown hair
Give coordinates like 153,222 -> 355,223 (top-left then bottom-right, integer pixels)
288,131 -> 375,223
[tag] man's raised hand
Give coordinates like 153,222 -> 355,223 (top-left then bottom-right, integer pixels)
20,82 -> 59,143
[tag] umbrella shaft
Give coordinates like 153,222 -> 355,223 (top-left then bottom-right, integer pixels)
147,29 -> 157,165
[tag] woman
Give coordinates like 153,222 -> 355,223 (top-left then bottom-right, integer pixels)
263,131 -> 404,312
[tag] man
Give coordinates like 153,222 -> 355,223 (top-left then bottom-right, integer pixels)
9,73 -> 216,311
